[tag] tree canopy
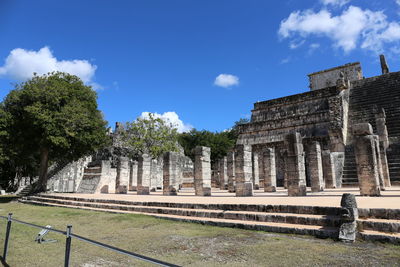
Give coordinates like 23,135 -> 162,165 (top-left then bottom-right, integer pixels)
1,72 -> 109,191
178,118 -> 249,164
121,113 -> 180,158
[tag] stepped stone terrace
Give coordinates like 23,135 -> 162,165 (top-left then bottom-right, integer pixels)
19,56 -> 400,244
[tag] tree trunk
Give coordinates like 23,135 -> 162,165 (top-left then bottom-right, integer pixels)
37,147 -> 49,192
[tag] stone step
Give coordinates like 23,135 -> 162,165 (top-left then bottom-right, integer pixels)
358,230 -> 400,244
26,196 -> 342,227
18,199 -> 339,239
35,194 -> 342,216
358,218 -> 400,233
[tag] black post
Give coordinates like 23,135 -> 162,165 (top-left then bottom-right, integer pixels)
3,213 -> 13,262
64,225 -> 72,267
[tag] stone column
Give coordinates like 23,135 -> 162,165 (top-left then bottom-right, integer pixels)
353,123 -> 381,196
194,146 -> 212,196
163,152 -> 179,195
129,160 -> 138,191
235,145 -> 253,197
376,108 -> 391,187
262,147 -> 277,192
150,159 -> 158,192
227,151 -> 235,192
116,156 -> 129,194
307,142 -> 324,192
373,135 -> 386,190
322,150 -> 337,189
252,152 -> 260,189
219,157 -> 228,190
137,154 -> 151,195
284,132 -> 307,196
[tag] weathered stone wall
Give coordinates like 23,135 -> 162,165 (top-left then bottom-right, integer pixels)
308,62 -> 362,91
47,156 -> 92,192
237,87 -> 349,150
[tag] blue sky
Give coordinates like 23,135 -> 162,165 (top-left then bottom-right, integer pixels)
1,0 -> 400,132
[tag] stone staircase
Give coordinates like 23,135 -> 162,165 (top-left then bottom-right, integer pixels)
342,72 -> 400,186
16,184 -> 34,197
19,194 -> 400,244
341,146 -> 357,187
76,165 -> 102,193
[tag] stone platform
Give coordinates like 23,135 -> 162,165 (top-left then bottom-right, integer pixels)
19,187 -> 400,244
48,187 -> 400,209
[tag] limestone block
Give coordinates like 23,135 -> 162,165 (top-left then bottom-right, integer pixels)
262,148 -> 276,192
284,133 -> 307,196
379,143 -> 391,188
163,152 -> 179,196
227,151 -> 235,193
137,154 -> 151,195
116,185 -> 127,194
252,152 -> 260,189
322,150 -> 337,189
100,185 -> 108,193
194,146 -> 212,196
235,145 -> 253,197
354,133 -> 381,196
150,159 -> 158,191
129,161 -> 138,191
352,123 -> 373,136
338,193 -> 358,242
219,157 -> 228,190
307,141 -> 324,192
116,156 -> 129,194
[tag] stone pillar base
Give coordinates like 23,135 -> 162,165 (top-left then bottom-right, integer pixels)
137,186 -> 150,195
264,186 -> 276,192
195,187 -> 211,196
236,182 -> 253,197
163,186 -> 177,196
288,185 -> 307,196
116,185 -> 128,194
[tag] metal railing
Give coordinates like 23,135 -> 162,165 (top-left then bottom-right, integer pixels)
0,213 -> 180,267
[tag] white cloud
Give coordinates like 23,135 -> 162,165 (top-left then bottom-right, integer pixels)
320,0 -> 350,7
0,46 -> 97,84
214,74 -> 239,88
140,111 -> 193,133
397,0 -> 400,6
279,6 -> 400,54
289,39 -> 305,49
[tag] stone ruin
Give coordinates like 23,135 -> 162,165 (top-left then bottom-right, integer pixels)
46,123 -> 194,194
232,55 -> 400,195
46,55 -> 400,197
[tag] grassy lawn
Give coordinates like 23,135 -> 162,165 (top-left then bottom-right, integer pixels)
0,202 -> 398,266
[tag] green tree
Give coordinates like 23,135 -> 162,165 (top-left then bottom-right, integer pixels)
121,113 -> 180,158
2,72 -> 109,191
178,118 -> 250,164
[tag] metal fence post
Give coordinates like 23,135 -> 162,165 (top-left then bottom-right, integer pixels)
64,225 -> 72,267
3,213 -> 13,262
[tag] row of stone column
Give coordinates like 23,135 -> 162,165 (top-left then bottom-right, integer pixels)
214,133 -> 330,197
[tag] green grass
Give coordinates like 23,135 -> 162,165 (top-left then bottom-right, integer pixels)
0,203 -> 399,266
